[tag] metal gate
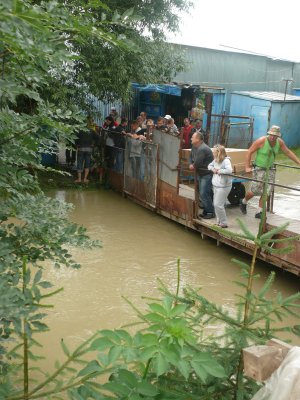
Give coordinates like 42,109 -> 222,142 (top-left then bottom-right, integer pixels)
124,137 -> 158,208
207,114 -> 253,148
224,119 -> 253,148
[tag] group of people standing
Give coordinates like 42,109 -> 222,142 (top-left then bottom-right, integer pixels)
189,132 -> 233,228
189,125 -> 300,228
72,107 -> 300,228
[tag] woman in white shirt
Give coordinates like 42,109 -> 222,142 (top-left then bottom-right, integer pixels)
208,145 -> 233,228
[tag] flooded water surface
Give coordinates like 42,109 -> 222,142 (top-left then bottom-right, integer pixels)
40,184 -> 300,368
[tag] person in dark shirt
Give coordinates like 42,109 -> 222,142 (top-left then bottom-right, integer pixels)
113,117 -> 128,149
191,119 -> 207,142
75,129 -> 99,183
112,118 -> 128,172
189,131 -> 215,218
103,115 -> 119,168
156,116 -> 167,131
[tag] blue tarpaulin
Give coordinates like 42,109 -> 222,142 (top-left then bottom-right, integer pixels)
132,83 -> 181,97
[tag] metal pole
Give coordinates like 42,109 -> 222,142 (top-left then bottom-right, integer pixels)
282,78 -> 294,101
227,172 -> 300,192
284,80 -> 288,101
180,169 -> 300,192
274,162 -> 300,170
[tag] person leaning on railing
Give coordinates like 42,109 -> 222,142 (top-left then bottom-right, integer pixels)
240,125 -> 300,219
189,131 -> 215,219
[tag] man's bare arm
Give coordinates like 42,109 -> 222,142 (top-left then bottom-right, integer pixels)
245,137 -> 264,171
279,140 -> 300,165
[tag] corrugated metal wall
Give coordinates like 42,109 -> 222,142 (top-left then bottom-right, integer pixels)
174,45 -> 299,94
271,102 -> 300,147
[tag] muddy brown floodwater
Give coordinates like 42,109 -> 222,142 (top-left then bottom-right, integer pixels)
39,170 -> 300,371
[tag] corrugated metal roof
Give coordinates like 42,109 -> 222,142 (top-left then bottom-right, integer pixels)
233,91 -> 300,102
173,46 -> 296,93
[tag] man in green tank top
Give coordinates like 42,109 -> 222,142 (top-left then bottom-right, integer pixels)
240,125 -> 300,219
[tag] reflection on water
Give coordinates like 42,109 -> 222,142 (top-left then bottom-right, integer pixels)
39,187 -> 300,369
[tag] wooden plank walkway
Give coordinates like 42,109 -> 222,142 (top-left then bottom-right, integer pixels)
179,184 -> 300,236
200,206 -> 300,236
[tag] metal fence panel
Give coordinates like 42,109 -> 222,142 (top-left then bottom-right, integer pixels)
225,123 -> 253,148
152,130 -> 180,187
124,138 -> 158,208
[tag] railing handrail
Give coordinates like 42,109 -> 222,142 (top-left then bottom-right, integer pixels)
274,162 -> 300,170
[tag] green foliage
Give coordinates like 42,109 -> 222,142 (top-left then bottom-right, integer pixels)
0,0 -> 103,384
1,1 -> 299,398
3,256 -> 298,399
50,0 -> 190,105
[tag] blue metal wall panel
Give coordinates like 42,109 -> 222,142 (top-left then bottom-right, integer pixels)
270,103 -> 300,147
212,93 -> 226,114
292,89 -> 300,96
229,94 -> 271,140
209,93 -> 226,145
230,93 -> 300,147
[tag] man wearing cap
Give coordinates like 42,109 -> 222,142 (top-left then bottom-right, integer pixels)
110,107 -> 121,124
240,125 -> 300,219
164,114 -> 172,124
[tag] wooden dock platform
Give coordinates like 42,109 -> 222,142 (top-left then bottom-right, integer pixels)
176,184 -> 300,276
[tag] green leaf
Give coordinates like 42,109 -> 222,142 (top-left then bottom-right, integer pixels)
191,361 -> 208,382
33,269 -> 43,285
140,345 -> 158,361
112,10 -> 120,22
122,7 -> 134,20
30,321 -> 49,331
202,361 -> 226,378
177,360 -> 191,380
38,281 -> 53,288
90,337 -> 113,351
107,345 -> 122,364
236,218 -> 256,240
136,381 -> 158,397
169,304 -> 187,317
123,347 -> 137,362
139,333 -> 158,346
258,272 -> 275,299
163,296 -> 173,313
98,329 -> 121,344
161,344 -> 180,365
145,313 -> 165,324
103,381 -> 131,396
148,303 -> 167,316
60,339 -> 70,357
154,353 -> 168,376
115,329 -> 133,344
118,369 -> 138,388
77,360 -> 102,377
28,313 -> 47,321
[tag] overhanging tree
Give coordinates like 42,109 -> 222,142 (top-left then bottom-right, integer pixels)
50,0 -> 191,104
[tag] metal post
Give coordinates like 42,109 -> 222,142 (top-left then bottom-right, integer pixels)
282,78 -> 294,101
